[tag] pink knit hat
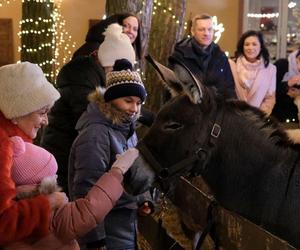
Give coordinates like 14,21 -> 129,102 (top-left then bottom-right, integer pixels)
10,136 -> 58,185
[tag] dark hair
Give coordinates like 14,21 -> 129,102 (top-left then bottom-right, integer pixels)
114,13 -> 142,60
235,30 -> 270,67
73,13 -> 142,59
295,49 -> 300,59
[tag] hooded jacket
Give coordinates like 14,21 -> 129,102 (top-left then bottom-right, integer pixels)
4,169 -> 124,250
41,54 -> 106,193
169,37 -> 236,99
68,91 -> 148,249
0,112 -> 51,246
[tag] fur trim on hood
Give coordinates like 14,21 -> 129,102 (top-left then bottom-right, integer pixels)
16,176 -> 61,200
88,87 -> 141,124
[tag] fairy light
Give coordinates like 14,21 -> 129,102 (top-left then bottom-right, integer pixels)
51,0 -> 76,82
247,13 -> 279,18
288,2 -> 297,8
152,1 -> 183,27
0,0 -> 15,7
151,2 -> 224,43
17,0 -> 76,82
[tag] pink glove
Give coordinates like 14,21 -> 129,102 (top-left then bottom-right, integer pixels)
111,148 -> 139,175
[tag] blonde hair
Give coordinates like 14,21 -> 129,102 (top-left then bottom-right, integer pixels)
191,13 -> 212,31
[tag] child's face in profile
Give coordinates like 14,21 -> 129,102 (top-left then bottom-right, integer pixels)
111,96 -> 142,120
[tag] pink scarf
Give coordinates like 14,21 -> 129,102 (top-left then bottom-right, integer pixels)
236,56 -> 264,91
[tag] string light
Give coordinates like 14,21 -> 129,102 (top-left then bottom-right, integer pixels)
149,1 -> 224,43
51,0 -> 76,82
0,0 -> 15,7
151,1 -> 186,28
16,0 -> 75,82
247,13 -> 279,19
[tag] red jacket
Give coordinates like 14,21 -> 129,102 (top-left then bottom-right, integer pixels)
0,112 -> 51,246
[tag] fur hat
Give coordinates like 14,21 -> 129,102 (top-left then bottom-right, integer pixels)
10,136 -> 58,185
98,23 -> 136,67
0,62 -> 60,119
104,59 -> 147,102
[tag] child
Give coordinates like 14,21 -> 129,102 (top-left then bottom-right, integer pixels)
6,135 -> 138,250
69,58 -> 153,249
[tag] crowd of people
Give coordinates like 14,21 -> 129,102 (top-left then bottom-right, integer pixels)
0,10 -> 300,250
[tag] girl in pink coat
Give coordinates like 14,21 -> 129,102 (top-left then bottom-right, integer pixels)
4,136 -> 138,250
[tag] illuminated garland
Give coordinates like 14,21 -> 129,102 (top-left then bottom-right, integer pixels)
149,0 -> 188,32
52,0 -> 76,83
0,0 -> 75,83
0,0 -> 15,7
147,0 -> 224,43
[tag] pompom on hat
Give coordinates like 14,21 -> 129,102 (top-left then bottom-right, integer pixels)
0,62 -> 60,119
98,23 -> 136,67
104,59 -> 147,102
10,136 -> 58,185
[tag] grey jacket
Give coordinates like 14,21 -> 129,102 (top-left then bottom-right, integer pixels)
68,100 -> 147,250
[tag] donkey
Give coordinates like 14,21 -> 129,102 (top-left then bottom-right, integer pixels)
126,56 -> 300,248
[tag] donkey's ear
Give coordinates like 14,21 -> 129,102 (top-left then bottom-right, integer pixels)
169,57 -> 204,104
145,55 -> 183,97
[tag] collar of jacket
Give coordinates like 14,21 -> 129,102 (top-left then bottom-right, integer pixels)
175,37 -> 217,60
88,89 -> 140,125
0,112 -> 32,142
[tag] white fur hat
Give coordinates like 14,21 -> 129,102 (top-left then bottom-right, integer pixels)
0,62 -> 60,119
98,23 -> 136,67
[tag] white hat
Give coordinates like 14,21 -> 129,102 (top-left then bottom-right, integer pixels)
0,62 -> 60,119
98,23 -> 136,67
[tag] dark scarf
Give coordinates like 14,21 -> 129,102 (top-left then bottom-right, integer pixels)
191,37 -> 215,74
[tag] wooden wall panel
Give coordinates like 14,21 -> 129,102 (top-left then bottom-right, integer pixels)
0,18 -> 14,66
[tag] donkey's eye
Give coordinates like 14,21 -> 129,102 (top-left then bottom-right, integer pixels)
163,122 -> 183,131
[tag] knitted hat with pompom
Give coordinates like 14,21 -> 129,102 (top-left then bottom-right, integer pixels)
104,59 -> 147,102
98,23 -> 136,67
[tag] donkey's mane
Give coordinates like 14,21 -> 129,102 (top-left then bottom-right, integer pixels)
226,99 -> 299,149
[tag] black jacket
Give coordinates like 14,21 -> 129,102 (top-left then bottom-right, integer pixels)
41,54 -> 105,193
271,58 -> 299,123
72,15 -> 120,59
169,37 -> 236,99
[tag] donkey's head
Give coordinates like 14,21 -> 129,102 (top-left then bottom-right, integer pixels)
125,56 -> 221,195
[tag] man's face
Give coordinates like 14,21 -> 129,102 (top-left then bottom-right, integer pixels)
191,19 -> 214,48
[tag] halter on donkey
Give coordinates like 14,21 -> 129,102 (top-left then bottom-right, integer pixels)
125,55 -> 300,249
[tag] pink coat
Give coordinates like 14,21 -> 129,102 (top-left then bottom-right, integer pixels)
4,169 -> 124,250
229,57 -> 276,116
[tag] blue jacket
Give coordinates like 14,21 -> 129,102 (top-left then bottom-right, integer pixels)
68,99 -> 146,250
169,37 -> 236,99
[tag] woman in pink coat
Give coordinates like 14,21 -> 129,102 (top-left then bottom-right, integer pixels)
5,136 -> 138,250
229,30 -> 276,116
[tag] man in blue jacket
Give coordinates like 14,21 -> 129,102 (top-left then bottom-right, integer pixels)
169,13 -> 236,99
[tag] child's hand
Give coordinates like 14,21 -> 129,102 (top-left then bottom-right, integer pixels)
138,201 -> 153,216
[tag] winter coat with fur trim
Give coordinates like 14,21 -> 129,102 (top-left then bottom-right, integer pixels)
0,112 -> 51,246
69,91 -> 150,249
4,168 -> 124,250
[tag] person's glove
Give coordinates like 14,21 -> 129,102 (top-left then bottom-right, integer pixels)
111,148 -> 139,175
